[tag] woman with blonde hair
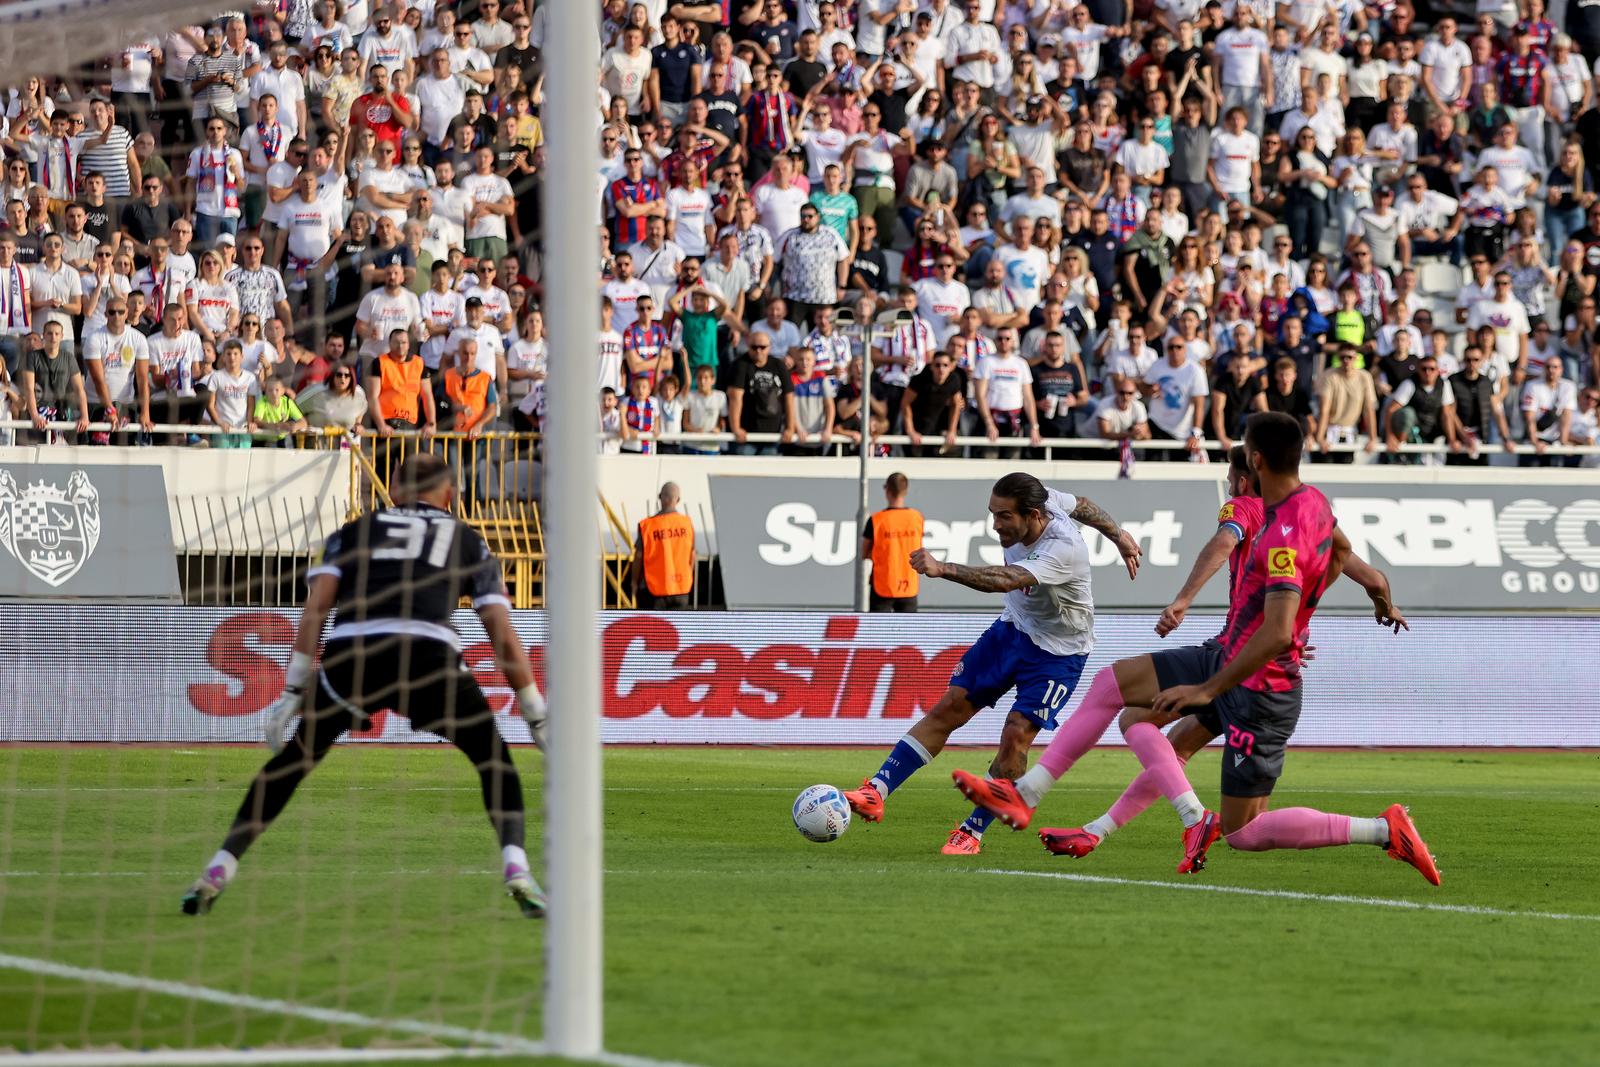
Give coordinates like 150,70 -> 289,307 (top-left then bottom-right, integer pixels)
1546,140 -> 1595,259
1331,127 -> 1376,242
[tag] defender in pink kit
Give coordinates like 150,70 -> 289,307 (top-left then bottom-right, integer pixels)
956,413 -> 1440,885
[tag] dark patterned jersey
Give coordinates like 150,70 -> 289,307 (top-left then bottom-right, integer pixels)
307,503 -> 508,648
1218,485 -> 1336,693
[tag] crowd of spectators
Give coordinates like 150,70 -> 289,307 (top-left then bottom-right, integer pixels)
1,0 -> 1598,466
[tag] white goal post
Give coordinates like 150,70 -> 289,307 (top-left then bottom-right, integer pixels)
542,1 -> 605,1060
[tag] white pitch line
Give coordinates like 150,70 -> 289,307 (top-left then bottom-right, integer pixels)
0,953 -> 545,1057
0,954 -> 713,1067
971,868 -> 1600,922
2,1050 -> 518,1065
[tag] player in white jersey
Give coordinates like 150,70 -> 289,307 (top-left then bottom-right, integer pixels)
841,473 -> 1142,854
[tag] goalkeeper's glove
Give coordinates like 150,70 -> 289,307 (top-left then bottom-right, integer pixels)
264,652 -> 314,753
518,683 -> 548,748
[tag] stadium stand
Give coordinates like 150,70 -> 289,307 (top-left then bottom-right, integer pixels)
0,0 -> 1596,472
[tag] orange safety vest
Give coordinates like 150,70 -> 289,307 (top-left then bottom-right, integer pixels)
376,355 -> 424,424
638,512 -> 695,596
444,367 -> 492,429
869,507 -> 924,598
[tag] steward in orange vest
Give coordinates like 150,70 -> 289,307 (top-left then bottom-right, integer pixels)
632,481 -> 696,609
861,472 -> 923,612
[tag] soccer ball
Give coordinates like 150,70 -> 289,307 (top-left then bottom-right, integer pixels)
792,784 -> 851,843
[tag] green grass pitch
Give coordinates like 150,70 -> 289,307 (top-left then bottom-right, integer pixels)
2,745 -> 1598,1067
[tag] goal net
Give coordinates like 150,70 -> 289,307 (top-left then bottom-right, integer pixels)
0,539 -> 549,1062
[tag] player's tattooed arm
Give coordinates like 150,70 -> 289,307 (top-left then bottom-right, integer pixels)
1069,496 -> 1143,580
910,548 -> 1037,592
927,562 -> 1039,593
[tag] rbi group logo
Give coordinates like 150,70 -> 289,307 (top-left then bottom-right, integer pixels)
1334,495 -> 1600,596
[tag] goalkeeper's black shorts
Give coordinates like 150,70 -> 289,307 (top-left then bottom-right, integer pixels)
312,634 -> 496,738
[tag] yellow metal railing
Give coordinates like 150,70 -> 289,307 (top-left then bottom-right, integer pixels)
354,432 -> 547,608
597,490 -> 637,611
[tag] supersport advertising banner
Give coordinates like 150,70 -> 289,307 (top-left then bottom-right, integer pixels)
708,476 -> 1600,612
2,607 -> 1596,746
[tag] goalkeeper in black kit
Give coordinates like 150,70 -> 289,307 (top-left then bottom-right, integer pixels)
181,453 -> 551,918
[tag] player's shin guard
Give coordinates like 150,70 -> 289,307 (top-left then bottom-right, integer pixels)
1013,666 -> 1124,806
1123,721 -> 1205,827
1225,808 -> 1353,851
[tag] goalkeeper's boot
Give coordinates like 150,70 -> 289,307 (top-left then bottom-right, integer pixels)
939,826 -> 983,855
842,779 -> 884,823
951,770 -> 1035,830
1382,804 -> 1442,886
1040,826 -> 1102,858
505,864 -> 548,919
180,865 -> 229,916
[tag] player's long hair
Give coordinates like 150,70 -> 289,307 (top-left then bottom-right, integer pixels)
992,472 -> 1049,517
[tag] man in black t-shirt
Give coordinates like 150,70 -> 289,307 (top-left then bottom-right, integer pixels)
783,32 -> 829,100
1263,357 -> 1315,438
848,217 -> 891,296
1032,331 -> 1089,439
696,66 -> 744,143
494,16 -> 540,86
727,335 -> 795,454
120,178 -> 184,262
1209,353 -> 1264,450
902,349 -> 964,454
866,63 -> 912,135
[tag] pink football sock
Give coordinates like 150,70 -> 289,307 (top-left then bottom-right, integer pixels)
1122,721 -> 1198,802
1105,761 -> 1181,828
1225,808 -> 1353,852
1035,666 -> 1124,778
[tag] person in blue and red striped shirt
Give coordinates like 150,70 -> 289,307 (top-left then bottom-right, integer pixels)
1495,27 -> 1551,164
607,149 -> 665,249
741,66 -> 799,183
623,294 -> 672,393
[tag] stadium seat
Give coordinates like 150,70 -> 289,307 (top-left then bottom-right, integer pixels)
1418,262 -> 1463,296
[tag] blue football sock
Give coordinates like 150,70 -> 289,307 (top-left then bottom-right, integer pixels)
960,806 -> 997,837
869,736 -> 931,797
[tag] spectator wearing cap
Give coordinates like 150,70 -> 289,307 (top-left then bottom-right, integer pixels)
446,295 -> 507,390
186,26 -> 246,135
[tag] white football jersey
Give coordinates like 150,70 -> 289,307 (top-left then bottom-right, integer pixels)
999,489 -> 1096,656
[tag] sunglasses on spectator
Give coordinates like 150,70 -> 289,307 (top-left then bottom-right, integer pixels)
1118,389 -> 1137,396
333,371 -> 353,379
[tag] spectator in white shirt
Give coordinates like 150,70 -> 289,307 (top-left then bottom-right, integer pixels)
1520,355 -> 1578,464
